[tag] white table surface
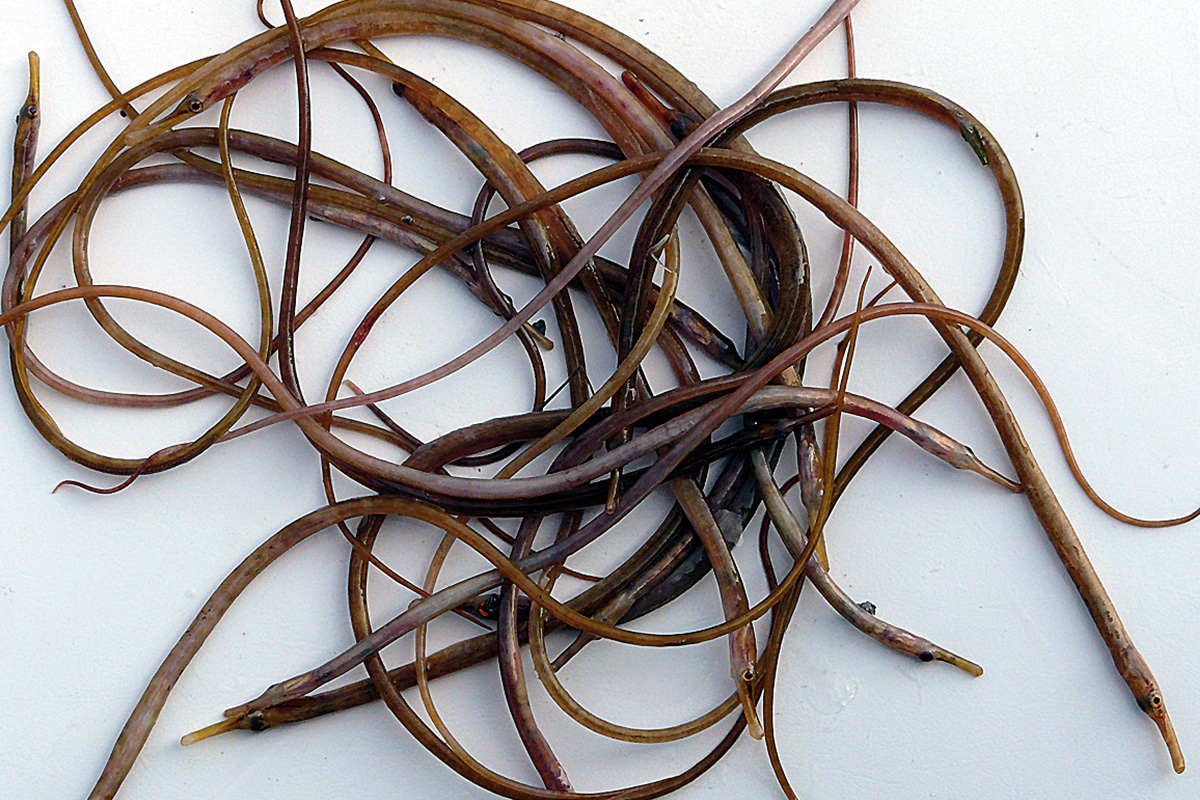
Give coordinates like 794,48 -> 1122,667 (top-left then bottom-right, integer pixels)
1,2 -> 1198,798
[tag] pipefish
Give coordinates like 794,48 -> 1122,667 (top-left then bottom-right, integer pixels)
1,2 -> 1196,799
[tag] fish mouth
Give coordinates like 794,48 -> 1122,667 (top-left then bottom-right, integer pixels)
121,109 -> 191,147
1149,704 -> 1185,774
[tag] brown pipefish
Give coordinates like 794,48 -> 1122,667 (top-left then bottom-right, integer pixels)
2,277 -> 1180,796
2,2 -> 1196,799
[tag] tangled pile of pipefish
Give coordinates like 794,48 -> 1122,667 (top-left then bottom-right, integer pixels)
3,0 -> 1196,797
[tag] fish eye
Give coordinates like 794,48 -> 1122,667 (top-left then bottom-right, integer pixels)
476,593 -> 501,620
185,96 -> 203,114
1138,692 -> 1165,712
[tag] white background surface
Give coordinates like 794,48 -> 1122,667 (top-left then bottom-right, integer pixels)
1,1 -> 1198,798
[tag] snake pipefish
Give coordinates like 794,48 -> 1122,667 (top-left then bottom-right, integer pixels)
1,2 -> 1196,798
